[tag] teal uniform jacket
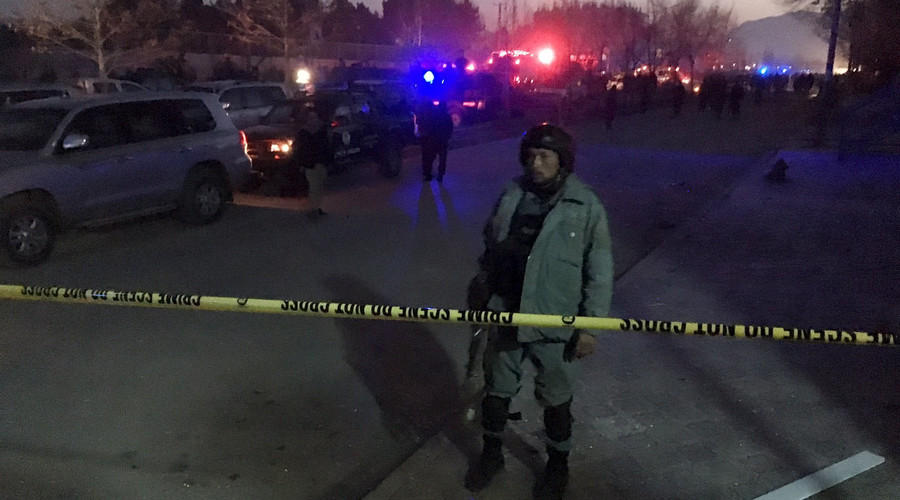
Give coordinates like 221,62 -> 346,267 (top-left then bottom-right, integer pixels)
483,174 -> 613,342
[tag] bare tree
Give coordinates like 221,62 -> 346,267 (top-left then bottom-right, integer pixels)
381,0 -> 483,53
23,0 -> 174,78
222,0 -> 322,82
616,4 -> 650,72
658,0 -> 734,86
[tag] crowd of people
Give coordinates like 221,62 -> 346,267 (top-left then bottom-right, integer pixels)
594,70 -> 825,125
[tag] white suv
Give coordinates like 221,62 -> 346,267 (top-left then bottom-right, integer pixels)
0,92 -> 254,265
0,83 -> 79,106
73,78 -> 149,94
185,81 -> 289,130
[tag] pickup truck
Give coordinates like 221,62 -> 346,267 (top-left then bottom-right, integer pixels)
243,90 -> 415,194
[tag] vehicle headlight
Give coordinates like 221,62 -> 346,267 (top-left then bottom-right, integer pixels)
270,140 -> 293,153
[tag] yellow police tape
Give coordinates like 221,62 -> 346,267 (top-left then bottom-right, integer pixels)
1,284 -> 896,347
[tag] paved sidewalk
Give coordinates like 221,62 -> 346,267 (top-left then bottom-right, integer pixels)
364,149 -> 900,499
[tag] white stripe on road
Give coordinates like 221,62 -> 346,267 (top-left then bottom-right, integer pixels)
754,451 -> 885,500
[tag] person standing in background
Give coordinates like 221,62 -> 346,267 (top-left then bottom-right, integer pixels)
420,101 -> 454,182
291,107 -> 331,216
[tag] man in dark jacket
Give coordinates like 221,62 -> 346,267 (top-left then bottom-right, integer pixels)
291,107 -> 331,216
420,101 -> 454,182
465,123 -> 614,500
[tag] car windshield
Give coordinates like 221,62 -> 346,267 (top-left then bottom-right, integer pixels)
263,102 -> 297,125
262,100 -> 338,126
0,108 -> 69,151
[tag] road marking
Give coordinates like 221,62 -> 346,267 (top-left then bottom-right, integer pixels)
754,451 -> 885,500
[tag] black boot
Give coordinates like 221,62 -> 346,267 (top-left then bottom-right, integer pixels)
464,435 -> 504,491
532,446 -> 569,500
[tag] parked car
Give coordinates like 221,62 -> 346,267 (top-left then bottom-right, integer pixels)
184,80 -> 289,130
0,92 -> 254,265
72,78 -> 149,94
0,82 -> 79,106
243,90 -> 413,193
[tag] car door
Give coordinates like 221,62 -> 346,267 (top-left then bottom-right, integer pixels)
165,98 -> 228,194
119,100 -> 201,206
352,93 -> 381,153
330,100 -> 357,163
53,102 -> 180,221
52,104 -> 133,221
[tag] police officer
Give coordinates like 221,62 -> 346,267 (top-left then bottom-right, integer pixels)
291,107 -> 330,216
465,123 -> 614,499
421,101 -> 454,182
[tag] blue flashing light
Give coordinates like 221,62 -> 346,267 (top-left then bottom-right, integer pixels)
423,71 -> 435,84
759,66 -> 768,75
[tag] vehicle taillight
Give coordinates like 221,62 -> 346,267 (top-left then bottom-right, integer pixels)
239,130 -> 248,154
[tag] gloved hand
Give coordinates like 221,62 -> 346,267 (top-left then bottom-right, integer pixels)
565,330 -> 596,361
573,331 -> 596,359
466,272 -> 491,310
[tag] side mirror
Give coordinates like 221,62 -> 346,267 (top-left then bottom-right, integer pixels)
62,134 -> 89,150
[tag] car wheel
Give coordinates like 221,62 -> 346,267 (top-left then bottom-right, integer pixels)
178,168 -> 229,225
1,196 -> 56,266
379,139 -> 403,178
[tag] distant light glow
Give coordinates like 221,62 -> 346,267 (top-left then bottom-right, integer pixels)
537,48 -> 555,65
296,68 -> 311,84
423,70 -> 435,84
759,66 -> 768,75
465,63 -> 476,72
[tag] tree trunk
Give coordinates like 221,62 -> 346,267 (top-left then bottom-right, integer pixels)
97,48 -> 107,78
689,56 -> 695,90
816,0 -> 843,146
825,0 -> 842,82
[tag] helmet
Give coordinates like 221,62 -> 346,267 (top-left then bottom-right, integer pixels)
519,123 -> 575,172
